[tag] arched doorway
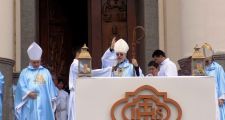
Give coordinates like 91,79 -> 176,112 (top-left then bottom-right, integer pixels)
39,0 -> 88,88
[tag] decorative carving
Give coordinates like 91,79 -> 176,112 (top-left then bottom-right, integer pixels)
132,26 -> 145,58
101,0 -> 128,52
102,0 -> 127,22
111,85 -> 182,120
112,24 -> 118,36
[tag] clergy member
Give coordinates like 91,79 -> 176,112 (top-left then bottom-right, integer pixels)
68,47 -> 81,120
0,72 -> 4,120
101,37 -> 143,77
14,42 -> 58,120
68,46 -> 113,120
152,49 -> 178,76
203,43 -> 225,120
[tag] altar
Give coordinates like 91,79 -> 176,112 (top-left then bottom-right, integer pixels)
75,76 -> 217,120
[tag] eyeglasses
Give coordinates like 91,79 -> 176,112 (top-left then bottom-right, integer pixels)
116,53 -> 124,56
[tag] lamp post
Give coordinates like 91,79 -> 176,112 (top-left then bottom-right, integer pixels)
191,45 -> 205,76
78,44 -> 92,77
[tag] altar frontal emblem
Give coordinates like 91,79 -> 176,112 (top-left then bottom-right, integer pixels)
111,85 -> 182,120
34,74 -> 46,84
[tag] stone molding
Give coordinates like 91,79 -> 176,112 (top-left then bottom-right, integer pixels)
0,57 -> 14,66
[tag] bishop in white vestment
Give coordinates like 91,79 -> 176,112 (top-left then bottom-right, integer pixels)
101,38 -> 143,77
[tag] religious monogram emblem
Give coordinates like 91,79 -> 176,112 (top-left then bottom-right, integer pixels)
113,68 -> 124,77
34,74 -> 46,84
111,85 -> 182,120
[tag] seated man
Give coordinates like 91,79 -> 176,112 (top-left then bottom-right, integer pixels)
101,37 -> 143,77
146,61 -> 159,76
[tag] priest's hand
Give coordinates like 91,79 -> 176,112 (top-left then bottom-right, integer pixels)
218,99 -> 224,106
110,37 -> 116,49
132,58 -> 139,67
82,64 -> 91,73
28,92 -> 38,99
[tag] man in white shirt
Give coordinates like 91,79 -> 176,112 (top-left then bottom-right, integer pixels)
152,50 -> 178,76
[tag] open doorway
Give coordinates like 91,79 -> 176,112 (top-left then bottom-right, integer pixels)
39,0 -> 88,88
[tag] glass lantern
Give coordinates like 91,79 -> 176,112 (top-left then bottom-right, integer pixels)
78,44 -> 92,77
191,45 -> 205,76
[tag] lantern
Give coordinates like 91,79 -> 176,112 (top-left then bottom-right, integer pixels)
191,44 -> 205,76
78,44 -> 92,77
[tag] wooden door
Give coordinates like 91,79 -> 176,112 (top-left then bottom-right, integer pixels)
39,0 -> 88,86
89,0 -> 137,68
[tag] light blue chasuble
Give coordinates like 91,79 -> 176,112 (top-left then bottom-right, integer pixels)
15,66 -> 58,120
205,62 -> 225,120
0,72 -> 4,120
112,60 -> 137,77
101,49 -> 143,77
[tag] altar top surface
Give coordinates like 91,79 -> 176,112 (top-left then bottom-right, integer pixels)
77,76 -> 214,80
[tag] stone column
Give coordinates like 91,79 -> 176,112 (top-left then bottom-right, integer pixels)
163,0 -> 181,65
142,0 -> 159,73
0,0 -> 15,119
0,58 -> 14,120
0,0 -> 14,59
181,0 -> 225,57
21,0 -> 38,68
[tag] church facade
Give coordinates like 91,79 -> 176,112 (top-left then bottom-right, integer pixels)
1,0 -> 225,119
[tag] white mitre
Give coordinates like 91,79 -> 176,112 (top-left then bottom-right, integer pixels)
27,42 -> 43,60
202,43 -> 214,58
114,39 -> 129,53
